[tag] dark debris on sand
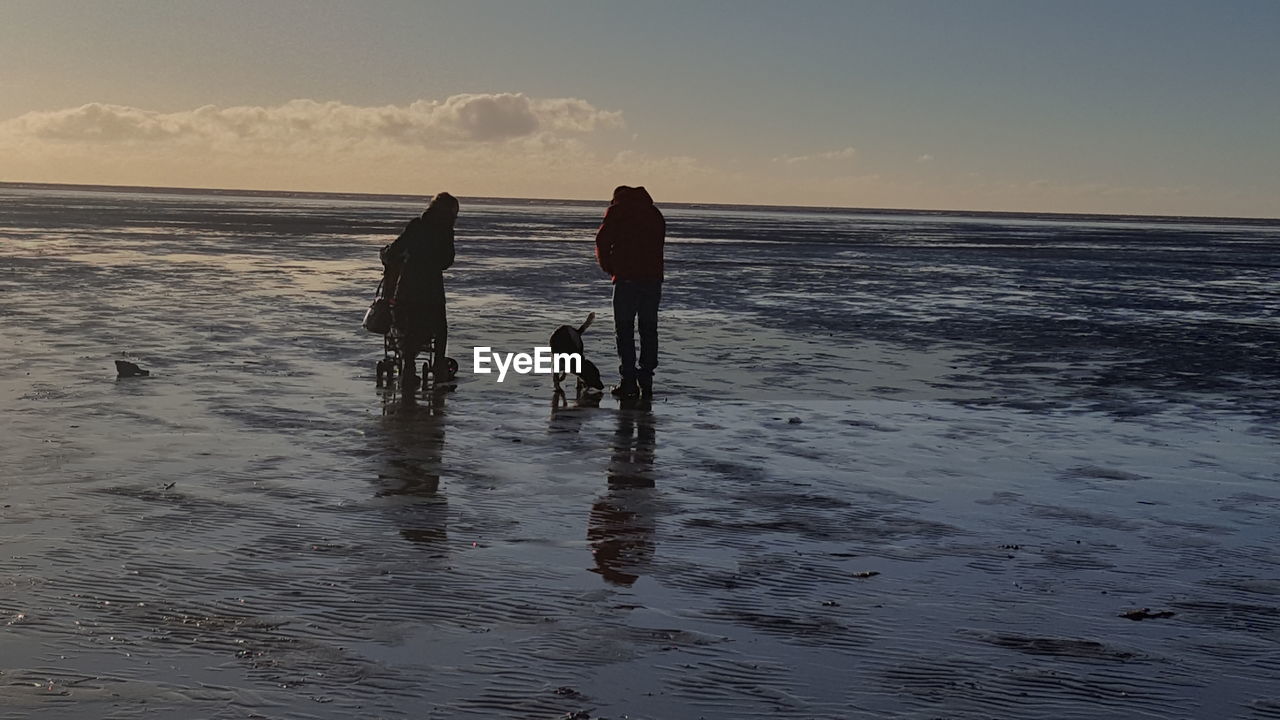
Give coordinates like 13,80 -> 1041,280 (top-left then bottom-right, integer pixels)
114,359 -> 150,377
1121,608 -> 1177,621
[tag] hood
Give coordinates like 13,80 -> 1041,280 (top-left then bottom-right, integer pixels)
614,185 -> 654,206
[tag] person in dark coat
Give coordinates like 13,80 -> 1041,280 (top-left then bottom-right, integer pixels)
381,192 -> 458,388
595,185 -> 665,398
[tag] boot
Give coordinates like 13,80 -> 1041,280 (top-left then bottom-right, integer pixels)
611,378 -> 639,398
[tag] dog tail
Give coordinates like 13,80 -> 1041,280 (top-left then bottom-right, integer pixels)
578,311 -> 596,335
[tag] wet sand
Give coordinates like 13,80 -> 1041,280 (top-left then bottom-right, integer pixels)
2,187 -> 1279,719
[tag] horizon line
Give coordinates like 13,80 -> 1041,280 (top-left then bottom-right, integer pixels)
1,180 -> 1275,225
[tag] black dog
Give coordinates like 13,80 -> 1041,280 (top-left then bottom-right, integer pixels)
550,312 -> 604,394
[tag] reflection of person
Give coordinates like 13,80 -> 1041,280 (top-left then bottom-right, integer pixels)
382,192 -> 458,389
375,390 -> 448,544
588,403 -> 657,586
594,186 -> 665,399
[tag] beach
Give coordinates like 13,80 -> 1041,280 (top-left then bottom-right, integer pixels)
2,185 -> 1279,719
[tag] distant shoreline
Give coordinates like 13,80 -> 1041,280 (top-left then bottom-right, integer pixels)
2,180 -> 1276,226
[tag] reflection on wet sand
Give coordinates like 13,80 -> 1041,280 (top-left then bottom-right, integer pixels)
374,389 -> 448,544
7,189 -> 1279,718
549,387 -> 603,435
551,387 -> 604,411
589,400 -> 657,586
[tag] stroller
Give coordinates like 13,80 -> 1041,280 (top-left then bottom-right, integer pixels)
366,280 -> 457,392
375,322 -> 457,389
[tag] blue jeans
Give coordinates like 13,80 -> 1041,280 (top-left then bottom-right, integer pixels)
612,281 -> 661,382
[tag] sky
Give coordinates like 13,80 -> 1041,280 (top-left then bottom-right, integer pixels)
1,0 -> 1277,217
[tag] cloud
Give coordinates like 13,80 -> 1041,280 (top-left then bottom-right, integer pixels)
0,94 -> 638,200
774,146 -> 856,164
0,93 -> 624,150
917,154 -> 934,163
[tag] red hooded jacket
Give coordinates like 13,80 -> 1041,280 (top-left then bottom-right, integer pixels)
594,186 -> 665,283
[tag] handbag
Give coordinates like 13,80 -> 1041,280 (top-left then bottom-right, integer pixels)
362,280 -> 393,335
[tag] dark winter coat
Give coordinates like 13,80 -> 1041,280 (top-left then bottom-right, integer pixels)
595,186 -> 665,283
382,212 -> 455,345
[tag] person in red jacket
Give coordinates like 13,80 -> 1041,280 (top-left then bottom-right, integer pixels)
595,185 -> 665,398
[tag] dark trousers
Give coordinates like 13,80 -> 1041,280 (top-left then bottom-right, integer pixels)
612,281 -> 661,381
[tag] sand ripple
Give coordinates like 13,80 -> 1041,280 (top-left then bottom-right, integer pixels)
2,188 -> 1279,718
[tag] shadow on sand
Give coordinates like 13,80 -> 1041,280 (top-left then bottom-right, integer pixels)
589,398 -> 658,586
372,388 -> 450,544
